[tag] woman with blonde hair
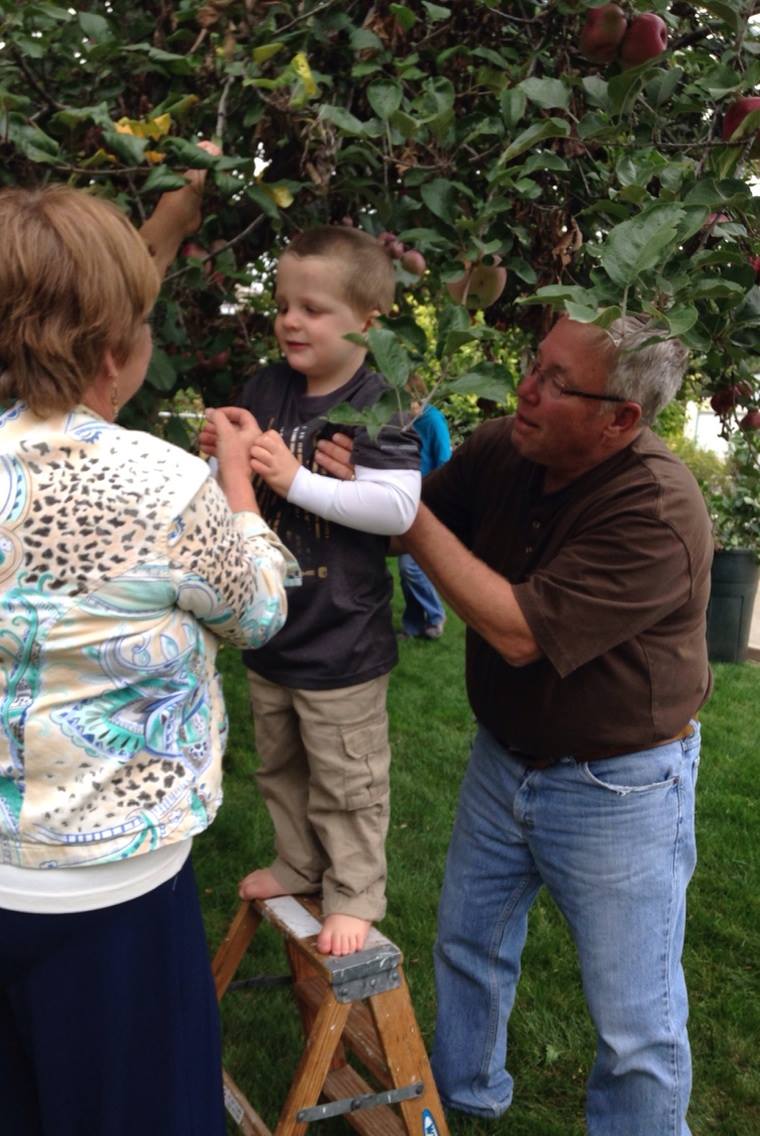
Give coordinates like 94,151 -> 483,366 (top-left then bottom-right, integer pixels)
0,177 -> 296,1135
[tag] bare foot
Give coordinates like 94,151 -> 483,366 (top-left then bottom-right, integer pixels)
238,867 -> 288,901
317,914 -> 371,956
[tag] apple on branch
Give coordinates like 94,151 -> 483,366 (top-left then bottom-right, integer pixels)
721,96 -> 760,156
620,13 -> 668,68
447,257 -> 507,309
740,409 -> 760,432
579,5 -> 627,65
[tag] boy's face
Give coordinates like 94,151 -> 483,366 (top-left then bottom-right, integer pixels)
274,253 -> 375,391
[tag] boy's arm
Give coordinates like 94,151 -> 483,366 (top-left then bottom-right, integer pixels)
251,429 -> 420,536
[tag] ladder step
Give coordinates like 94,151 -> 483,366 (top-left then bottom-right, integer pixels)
295,977 -> 390,1086
223,1069 -> 271,1136
322,1066 -> 406,1136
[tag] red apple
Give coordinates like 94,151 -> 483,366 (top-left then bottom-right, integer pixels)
722,96 -> 760,143
579,5 -> 627,65
182,241 -> 207,261
400,249 -> 426,276
447,258 -> 507,308
739,409 -> 760,431
750,256 -> 760,277
620,13 -> 668,67
710,383 -> 753,415
196,349 -> 230,371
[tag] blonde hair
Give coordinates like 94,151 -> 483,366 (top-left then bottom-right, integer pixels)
0,185 -> 160,416
282,226 -> 396,315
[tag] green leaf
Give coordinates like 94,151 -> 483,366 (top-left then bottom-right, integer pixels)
246,184 -> 280,221
78,10 -> 111,38
142,165 -> 189,193
101,129 -> 148,165
518,77 -> 570,111
607,62 -> 656,117
501,118 -> 570,164
389,110 -> 419,139
691,278 -> 746,299
367,328 -> 412,387
420,178 -> 457,224
319,104 -> 368,135
161,138 -> 219,168
646,67 -> 682,108
600,205 -> 686,287
367,81 -> 403,120
145,348 -> 176,393
422,2 -> 451,22
663,306 -> 699,337
380,315 -> 428,357
500,88 -> 526,128
582,75 -> 609,110
390,4 -> 418,31
253,43 -> 285,65
447,367 -> 515,402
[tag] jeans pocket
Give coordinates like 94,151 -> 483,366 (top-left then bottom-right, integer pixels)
340,718 -> 390,810
580,745 -> 683,796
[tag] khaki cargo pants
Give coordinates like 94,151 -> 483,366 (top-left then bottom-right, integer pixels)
246,671 -> 391,922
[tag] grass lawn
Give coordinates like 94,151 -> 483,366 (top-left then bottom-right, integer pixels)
196,585 -> 760,1136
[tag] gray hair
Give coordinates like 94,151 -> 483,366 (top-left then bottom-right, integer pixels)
603,316 -> 689,424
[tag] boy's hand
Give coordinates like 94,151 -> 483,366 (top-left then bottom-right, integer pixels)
315,433 -> 356,480
250,430 -> 301,497
199,406 -> 262,458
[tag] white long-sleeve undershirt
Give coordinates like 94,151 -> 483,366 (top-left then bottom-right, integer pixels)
286,464 -> 420,536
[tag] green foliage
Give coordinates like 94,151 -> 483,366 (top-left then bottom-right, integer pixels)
1,1 -> 759,434
705,434 -> 760,556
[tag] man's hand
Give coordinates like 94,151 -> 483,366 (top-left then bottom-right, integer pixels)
198,406 -> 262,459
139,139 -> 221,278
250,431 -> 302,498
315,432 -> 355,480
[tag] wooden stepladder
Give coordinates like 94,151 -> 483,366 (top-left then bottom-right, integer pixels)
212,896 -> 449,1136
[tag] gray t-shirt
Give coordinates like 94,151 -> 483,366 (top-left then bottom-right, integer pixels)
237,362 -> 420,690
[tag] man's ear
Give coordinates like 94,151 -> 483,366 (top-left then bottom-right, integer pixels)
606,400 -> 642,438
361,309 -> 381,333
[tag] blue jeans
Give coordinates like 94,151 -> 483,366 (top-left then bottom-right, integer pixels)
398,553 -> 446,635
431,723 -> 701,1135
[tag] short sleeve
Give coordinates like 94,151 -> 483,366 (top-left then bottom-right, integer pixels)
168,476 -> 300,649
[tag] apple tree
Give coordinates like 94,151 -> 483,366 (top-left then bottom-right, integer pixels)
1,0 -> 759,440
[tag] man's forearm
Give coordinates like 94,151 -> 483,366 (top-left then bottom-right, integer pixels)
401,504 -> 541,667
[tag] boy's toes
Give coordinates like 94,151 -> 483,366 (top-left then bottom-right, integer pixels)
317,914 -> 371,956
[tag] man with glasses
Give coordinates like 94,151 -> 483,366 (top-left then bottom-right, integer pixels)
319,313 -> 712,1136
406,314 -> 711,1136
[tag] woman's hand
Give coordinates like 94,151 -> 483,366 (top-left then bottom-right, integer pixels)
205,407 -> 260,513
314,433 -> 356,480
199,406 -> 262,459
250,431 -> 301,498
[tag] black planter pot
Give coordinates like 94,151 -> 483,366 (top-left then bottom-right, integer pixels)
706,549 -> 759,663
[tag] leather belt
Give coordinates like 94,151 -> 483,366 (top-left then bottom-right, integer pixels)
515,721 -> 696,769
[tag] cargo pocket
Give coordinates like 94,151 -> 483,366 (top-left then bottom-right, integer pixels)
341,718 -> 391,810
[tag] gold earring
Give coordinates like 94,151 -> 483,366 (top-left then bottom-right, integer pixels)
110,378 -> 120,419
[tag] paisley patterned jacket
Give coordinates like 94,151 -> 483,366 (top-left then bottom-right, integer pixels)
0,403 -> 298,869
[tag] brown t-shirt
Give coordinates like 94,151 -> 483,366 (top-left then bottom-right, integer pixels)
422,417 -> 713,763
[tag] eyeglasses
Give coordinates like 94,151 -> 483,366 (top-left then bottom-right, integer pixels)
522,356 -> 630,404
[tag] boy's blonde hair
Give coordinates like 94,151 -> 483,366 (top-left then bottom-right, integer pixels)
282,226 -> 396,315
0,185 -> 160,416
